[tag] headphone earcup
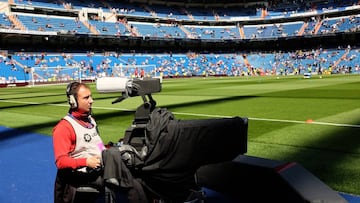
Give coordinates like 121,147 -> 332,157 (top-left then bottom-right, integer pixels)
68,94 -> 77,109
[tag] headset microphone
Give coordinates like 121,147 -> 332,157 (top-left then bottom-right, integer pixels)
66,82 -> 78,109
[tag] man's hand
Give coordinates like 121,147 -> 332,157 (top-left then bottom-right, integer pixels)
86,155 -> 101,169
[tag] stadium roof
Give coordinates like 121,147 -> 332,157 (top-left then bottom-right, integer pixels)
127,0 -> 267,8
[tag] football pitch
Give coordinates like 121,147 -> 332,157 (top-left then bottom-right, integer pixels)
1,74 -> 360,196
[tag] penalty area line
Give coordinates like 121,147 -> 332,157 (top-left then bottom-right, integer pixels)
172,112 -> 360,128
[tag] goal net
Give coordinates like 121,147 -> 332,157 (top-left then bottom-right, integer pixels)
29,65 -> 93,85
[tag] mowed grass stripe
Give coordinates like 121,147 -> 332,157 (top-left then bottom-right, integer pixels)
0,74 -> 360,195
2,98 -> 359,127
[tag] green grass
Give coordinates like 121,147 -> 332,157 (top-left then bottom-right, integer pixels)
1,74 -> 360,195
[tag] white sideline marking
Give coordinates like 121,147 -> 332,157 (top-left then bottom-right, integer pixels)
1,99 -> 360,128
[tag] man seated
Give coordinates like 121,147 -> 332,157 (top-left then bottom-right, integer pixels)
52,81 -> 105,203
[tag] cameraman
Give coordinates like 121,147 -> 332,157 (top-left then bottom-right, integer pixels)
53,81 -> 105,203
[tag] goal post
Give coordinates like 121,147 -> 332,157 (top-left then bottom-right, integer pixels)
29,65 -> 88,86
28,63 -> 160,86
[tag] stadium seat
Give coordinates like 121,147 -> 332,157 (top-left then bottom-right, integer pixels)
73,186 -> 100,203
54,169 -> 104,203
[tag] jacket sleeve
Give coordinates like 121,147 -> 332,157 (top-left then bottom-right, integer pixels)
53,119 -> 87,169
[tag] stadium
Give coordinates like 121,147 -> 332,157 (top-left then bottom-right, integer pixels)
0,0 -> 360,202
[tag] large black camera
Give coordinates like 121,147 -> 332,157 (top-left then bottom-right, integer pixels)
97,77 -> 248,203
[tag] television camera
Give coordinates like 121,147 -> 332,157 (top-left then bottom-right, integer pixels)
96,77 -> 162,124
96,77 -> 248,203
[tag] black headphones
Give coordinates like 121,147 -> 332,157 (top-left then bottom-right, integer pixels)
66,81 -> 79,109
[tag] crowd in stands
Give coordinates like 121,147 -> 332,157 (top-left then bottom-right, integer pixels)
0,0 -> 360,83
1,45 -> 359,83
